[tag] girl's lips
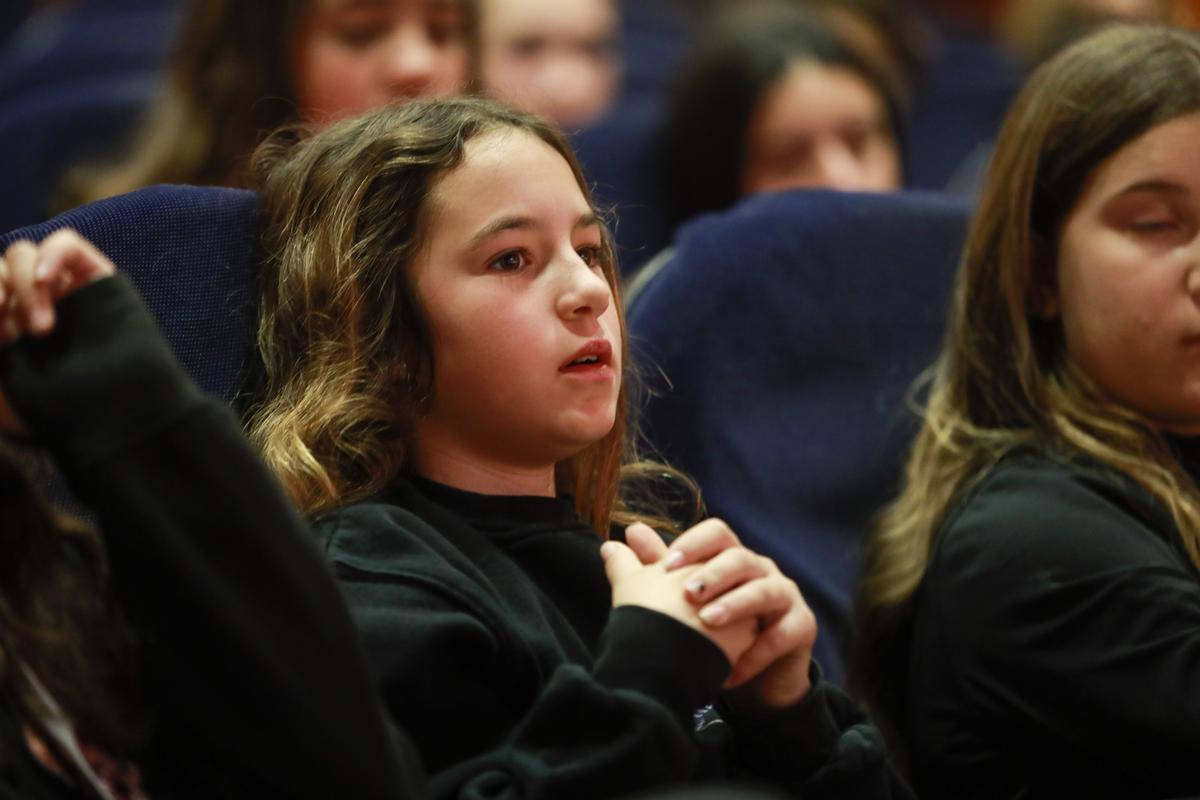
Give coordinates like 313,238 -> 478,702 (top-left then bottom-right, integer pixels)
560,339 -> 613,371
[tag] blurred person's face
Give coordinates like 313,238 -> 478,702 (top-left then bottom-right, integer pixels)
740,60 -> 900,195
479,0 -> 619,129
292,0 -> 470,123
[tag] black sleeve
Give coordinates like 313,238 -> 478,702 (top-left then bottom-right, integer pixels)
323,502 -> 733,800
0,276 -> 424,800
925,464 -> 1200,771
718,664 -> 915,799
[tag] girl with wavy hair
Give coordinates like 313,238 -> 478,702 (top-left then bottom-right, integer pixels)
248,96 -> 911,799
855,23 -> 1200,800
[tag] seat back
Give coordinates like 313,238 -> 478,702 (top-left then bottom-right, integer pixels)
627,189 -> 971,682
571,96 -> 671,274
1,184 -> 263,518
0,0 -> 185,230
906,25 -> 1021,190
0,184 -> 264,404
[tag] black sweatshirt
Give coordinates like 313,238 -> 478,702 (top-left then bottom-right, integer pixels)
317,477 -> 913,799
0,277 -> 421,799
905,446 -> 1200,800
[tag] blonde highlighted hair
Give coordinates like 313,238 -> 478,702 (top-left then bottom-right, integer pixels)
247,97 -> 695,533
855,23 -> 1200,756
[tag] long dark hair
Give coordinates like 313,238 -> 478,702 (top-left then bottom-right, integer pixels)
0,444 -> 142,753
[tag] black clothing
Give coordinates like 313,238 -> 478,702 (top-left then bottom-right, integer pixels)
0,277 -> 422,799
318,476 -> 913,799
906,447 -> 1200,799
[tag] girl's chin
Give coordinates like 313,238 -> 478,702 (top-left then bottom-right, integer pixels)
558,416 -> 619,451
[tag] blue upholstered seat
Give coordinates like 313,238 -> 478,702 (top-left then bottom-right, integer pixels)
906,21 -> 1021,191
0,184 -> 264,404
627,188 -> 972,683
571,97 -> 669,275
0,0 -> 185,230
1,184 -> 262,516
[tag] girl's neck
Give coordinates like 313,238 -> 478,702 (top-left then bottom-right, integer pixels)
412,439 -> 556,498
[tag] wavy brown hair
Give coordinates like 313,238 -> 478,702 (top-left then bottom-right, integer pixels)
855,23 -> 1200,759
247,97 -> 694,533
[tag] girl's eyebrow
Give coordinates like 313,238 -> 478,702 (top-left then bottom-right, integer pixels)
1110,179 -> 1190,201
467,213 -> 599,250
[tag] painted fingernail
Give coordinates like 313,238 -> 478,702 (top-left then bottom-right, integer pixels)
686,578 -> 705,596
699,604 -> 728,625
665,550 -> 684,569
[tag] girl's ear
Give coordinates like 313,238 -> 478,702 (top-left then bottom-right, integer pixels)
1026,232 -> 1061,320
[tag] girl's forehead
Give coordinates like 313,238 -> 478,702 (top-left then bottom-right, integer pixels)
425,127 -> 594,231
1077,112 -> 1200,198
441,128 -> 582,195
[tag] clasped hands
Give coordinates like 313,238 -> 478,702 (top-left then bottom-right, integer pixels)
602,518 -> 817,710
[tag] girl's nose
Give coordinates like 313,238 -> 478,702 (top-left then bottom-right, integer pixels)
812,139 -> 869,191
381,24 -> 437,98
556,253 -> 611,321
1186,244 -> 1200,304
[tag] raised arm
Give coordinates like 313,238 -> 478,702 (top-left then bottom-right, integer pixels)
0,231 -> 420,799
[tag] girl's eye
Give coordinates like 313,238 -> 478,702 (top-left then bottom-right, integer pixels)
841,124 -> 869,157
428,7 -> 468,46
490,250 -> 529,272
333,22 -> 388,48
1131,219 -> 1177,232
577,245 -> 602,268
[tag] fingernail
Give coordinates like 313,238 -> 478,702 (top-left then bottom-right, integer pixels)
32,306 -> 52,332
34,260 -> 50,281
599,542 -> 617,561
665,550 -> 684,570
699,604 -> 728,625
686,578 -> 705,596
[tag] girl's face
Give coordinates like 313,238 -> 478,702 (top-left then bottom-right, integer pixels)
1050,111 -> 1200,434
740,60 -> 900,196
411,129 -> 622,472
291,0 -> 470,124
478,0 -> 619,129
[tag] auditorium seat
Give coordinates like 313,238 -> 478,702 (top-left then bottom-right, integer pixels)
0,184 -> 264,404
1,184 -> 263,516
626,188 -> 971,683
0,0 -> 185,230
905,20 -> 1021,190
